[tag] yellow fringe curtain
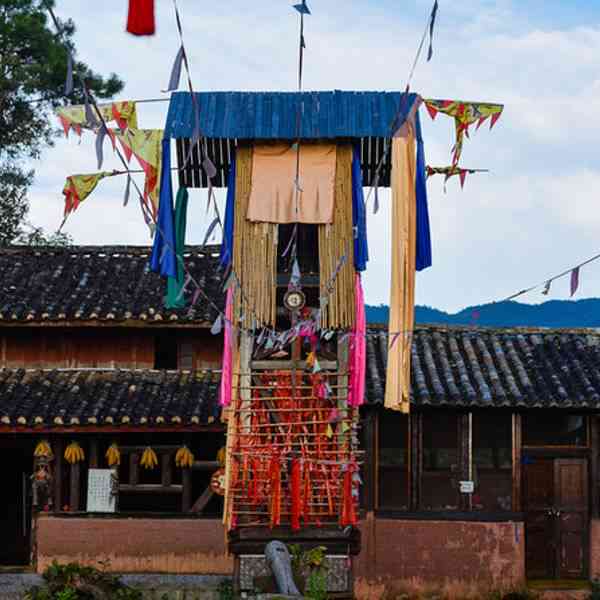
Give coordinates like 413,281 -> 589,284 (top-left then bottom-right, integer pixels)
384,133 -> 417,413
232,145 -> 278,328
318,144 -> 355,330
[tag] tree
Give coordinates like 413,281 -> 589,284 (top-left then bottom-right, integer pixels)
0,0 -> 124,245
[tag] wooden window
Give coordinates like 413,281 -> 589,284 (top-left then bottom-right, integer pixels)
421,411 -> 460,510
472,412 -> 512,511
522,413 -> 587,447
378,412 -> 408,509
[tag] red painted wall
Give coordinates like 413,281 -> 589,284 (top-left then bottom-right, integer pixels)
354,515 -> 525,599
36,516 -> 232,574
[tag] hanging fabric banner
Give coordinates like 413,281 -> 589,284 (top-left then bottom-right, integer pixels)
385,130 -> 417,413
62,172 -> 112,217
126,0 -> 155,36
56,101 -> 138,136
219,157 -> 237,268
114,129 -> 163,217
351,145 -> 369,272
423,98 -> 503,165
415,110 -> 432,271
347,273 -> 366,407
165,187 -> 189,309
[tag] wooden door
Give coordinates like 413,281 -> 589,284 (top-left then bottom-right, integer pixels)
523,459 -> 555,578
555,459 -> 588,579
523,457 -> 589,580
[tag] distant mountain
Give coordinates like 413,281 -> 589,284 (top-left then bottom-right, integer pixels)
366,299 -> 600,328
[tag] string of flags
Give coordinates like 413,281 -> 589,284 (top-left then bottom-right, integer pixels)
425,165 -> 489,190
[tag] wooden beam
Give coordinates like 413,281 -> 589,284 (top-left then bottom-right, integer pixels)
512,413 -> 522,512
457,413 -> 472,511
190,486 -> 215,513
591,416 -> 599,518
120,484 -> 182,494
251,359 -> 337,371
69,463 -> 80,511
191,460 -> 220,471
0,425 -> 225,434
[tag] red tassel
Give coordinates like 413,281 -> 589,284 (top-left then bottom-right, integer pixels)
290,458 -> 301,531
341,468 -> 357,527
126,0 -> 155,36
269,454 -> 281,528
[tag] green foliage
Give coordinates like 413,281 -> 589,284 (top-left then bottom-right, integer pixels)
25,561 -> 142,600
0,0 -> 123,245
217,579 -> 235,600
305,567 -> 327,600
287,544 -> 329,600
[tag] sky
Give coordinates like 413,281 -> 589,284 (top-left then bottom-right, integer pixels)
27,0 -> 600,313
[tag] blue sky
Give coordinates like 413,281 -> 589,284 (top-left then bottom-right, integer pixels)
27,1 -> 600,312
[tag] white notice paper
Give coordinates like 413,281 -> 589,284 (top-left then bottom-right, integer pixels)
87,469 -> 117,513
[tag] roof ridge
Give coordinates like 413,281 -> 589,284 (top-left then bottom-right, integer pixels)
368,323 -> 600,336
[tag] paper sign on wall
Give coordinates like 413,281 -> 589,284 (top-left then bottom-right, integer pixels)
87,469 -> 117,513
459,480 -> 474,494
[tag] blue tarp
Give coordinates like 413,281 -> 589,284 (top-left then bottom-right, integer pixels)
165,90 -> 420,140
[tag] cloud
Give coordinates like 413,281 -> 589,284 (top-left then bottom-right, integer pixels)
24,0 -> 600,313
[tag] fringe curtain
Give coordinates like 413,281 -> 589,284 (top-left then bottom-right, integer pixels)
384,133 -> 417,413
232,145 -> 278,327
319,144 -> 355,329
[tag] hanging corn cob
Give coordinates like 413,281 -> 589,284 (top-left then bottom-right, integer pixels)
175,445 -> 194,468
216,446 -> 226,467
140,446 -> 158,469
34,439 -> 53,458
64,441 -> 85,464
105,443 -> 121,467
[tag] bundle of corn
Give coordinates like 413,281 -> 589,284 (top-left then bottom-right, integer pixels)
105,443 -> 121,467
34,439 -> 53,458
216,446 -> 226,467
140,447 -> 158,469
175,446 -> 194,468
64,441 -> 85,464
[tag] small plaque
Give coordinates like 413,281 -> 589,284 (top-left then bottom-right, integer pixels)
283,289 -> 306,312
459,480 -> 474,494
87,469 -> 117,513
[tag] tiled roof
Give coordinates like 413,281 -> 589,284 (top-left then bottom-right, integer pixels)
366,326 -> 600,409
0,368 -> 221,428
0,245 -> 223,324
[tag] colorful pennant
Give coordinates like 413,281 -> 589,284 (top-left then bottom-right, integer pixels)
56,101 -> 138,137
425,165 -> 489,189
62,172 -> 112,217
423,99 -> 503,165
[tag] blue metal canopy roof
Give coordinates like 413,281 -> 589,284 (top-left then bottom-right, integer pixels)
165,90 -> 419,140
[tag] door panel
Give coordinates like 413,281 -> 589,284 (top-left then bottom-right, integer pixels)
555,459 -> 588,579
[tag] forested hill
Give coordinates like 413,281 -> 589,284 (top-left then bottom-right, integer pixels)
366,299 -> 600,328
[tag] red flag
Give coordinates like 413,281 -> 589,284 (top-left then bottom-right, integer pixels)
459,169 -> 467,188
476,116 -> 488,130
58,115 -> 71,137
570,267 -> 580,297
425,102 -> 438,120
490,111 -> 502,129
126,0 -> 155,36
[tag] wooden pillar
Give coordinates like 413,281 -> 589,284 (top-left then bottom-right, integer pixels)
512,412 -> 522,512
182,468 -> 192,512
53,437 -> 63,511
162,452 -> 173,487
590,416 -> 599,518
361,409 -> 376,512
89,439 -> 99,469
459,412 -> 472,511
129,453 -> 139,486
409,412 -> 421,511
69,463 -> 80,511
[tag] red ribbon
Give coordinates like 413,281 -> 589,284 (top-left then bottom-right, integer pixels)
126,0 -> 155,36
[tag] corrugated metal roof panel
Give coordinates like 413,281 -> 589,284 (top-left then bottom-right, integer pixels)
164,90 -> 419,139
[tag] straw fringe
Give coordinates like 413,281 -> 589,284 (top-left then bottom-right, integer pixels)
319,144 -> 355,329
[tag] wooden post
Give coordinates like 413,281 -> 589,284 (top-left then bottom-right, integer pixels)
53,437 -> 63,511
361,409 -> 376,512
129,453 -> 139,487
590,416 -> 599,518
459,413 -> 472,511
182,468 -> 192,512
70,463 -> 80,511
161,452 -> 173,487
512,413 -> 522,512
409,412 -> 421,511
89,439 -> 99,469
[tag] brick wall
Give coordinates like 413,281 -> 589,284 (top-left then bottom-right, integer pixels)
354,514 -> 525,599
35,516 -> 232,574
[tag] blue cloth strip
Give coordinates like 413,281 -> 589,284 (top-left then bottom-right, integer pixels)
219,156 -> 236,268
352,145 -> 368,272
415,110 -> 432,271
150,138 -> 178,279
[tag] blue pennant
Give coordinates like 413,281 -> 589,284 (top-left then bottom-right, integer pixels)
293,1 -> 311,15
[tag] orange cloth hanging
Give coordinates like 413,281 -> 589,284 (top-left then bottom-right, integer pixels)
384,128 -> 417,414
246,143 -> 336,224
